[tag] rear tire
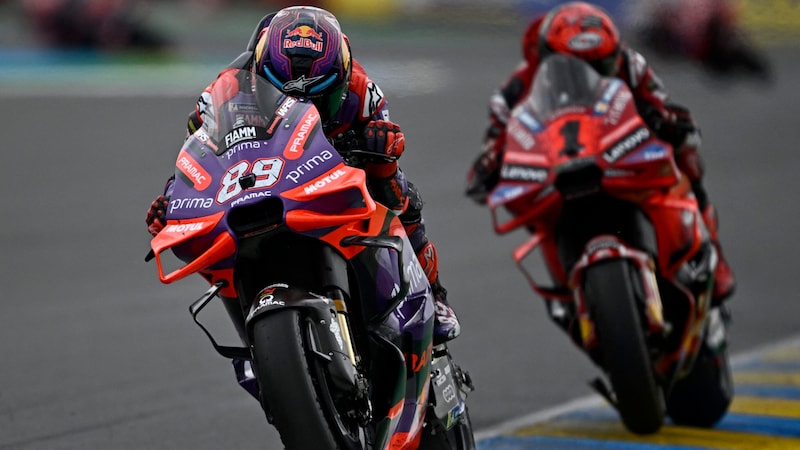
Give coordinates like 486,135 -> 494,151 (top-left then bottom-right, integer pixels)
419,407 -> 475,450
585,259 -> 665,434
251,309 -> 361,449
667,342 -> 733,427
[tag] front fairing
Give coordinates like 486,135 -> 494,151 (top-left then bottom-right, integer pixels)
161,70 -> 362,267
487,54 -> 680,234
152,69 -> 433,331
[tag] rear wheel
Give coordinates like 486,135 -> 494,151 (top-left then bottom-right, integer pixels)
667,334 -> 733,427
419,406 -> 475,450
251,309 -> 363,449
585,259 -> 665,434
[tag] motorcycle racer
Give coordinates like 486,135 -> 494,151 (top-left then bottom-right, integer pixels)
628,0 -> 772,81
146,6 -> 460,343
466,1 -> 735,305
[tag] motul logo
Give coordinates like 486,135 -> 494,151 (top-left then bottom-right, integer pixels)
164,223 -> 205,233
303,169 -> 346,194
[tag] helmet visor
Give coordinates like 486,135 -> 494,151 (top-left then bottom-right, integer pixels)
312,81 -> 348,120
587,50 -> 619,76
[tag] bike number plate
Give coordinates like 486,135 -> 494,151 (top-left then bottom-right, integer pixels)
430,355 -> 465,429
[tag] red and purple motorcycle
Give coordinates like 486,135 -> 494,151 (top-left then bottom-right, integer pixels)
473,54 -> 732,434
147,69 -> 474,449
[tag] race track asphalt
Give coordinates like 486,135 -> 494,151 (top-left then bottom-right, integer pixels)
1,9 -> 799,449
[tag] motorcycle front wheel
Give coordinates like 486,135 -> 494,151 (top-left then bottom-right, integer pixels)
584,259 -> 665,434
251,309 -> 364,449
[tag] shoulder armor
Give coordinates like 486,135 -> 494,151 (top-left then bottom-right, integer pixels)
350,60 -> 387,121
621,47 -> 648,89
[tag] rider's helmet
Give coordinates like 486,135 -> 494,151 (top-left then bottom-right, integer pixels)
254,6 -> 352,122
538,2 -> 621,76
522,18 -> 542,64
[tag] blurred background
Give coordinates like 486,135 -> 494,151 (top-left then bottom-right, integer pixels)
1,1 -> 799,449
0,0 -> 793,96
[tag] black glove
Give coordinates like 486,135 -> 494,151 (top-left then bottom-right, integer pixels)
643,102 -> 696,149
465,148 -> 500,204
146,195 -> 170,236
662,102 -> 697,146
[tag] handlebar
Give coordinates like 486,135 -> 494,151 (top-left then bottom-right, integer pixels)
329,129 -> 397,167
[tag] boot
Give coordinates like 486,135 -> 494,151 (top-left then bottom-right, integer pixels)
416,240 -> 461,343
431,279 -> 461,344
702,204 -> 736,304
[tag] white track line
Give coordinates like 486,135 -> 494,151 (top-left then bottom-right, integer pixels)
474,333 -> 800,441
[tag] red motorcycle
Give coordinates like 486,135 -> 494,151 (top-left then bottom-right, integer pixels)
476,54 -> 732,434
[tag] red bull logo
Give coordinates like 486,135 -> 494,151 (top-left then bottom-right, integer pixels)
283,25 -> 323,52
285,25 -> 323,40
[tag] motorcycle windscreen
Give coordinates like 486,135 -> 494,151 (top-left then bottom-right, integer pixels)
525,54 -> 604,122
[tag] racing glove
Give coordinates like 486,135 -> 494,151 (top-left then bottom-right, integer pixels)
656,102 -> 698,149
465,136 -> 503,204
145,194 -> 170,236
363,120 -> 405,161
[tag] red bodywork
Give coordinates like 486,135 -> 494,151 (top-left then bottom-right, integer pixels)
488,56 -> 713,379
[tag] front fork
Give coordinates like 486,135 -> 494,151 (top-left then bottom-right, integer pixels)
571,236 -> 667,351
242,283 -> 365,390
331,291 -> 357,366
188,284 -> 365,408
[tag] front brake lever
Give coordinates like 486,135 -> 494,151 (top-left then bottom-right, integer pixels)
330,130 -> 396,166
345,150 -> 397,163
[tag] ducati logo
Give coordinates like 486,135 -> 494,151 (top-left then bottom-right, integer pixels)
282,75 -> 325,93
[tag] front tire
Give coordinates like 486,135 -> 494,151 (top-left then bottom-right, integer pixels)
584,259 -> 665,434
251,309 -> 361,449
